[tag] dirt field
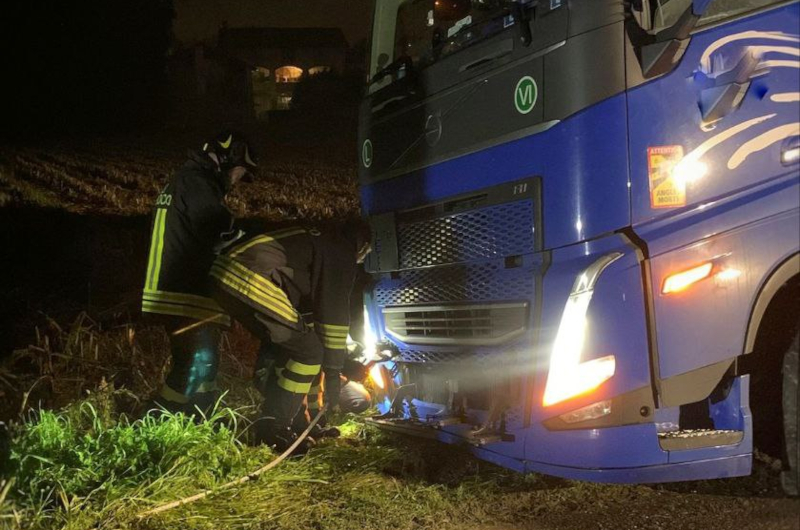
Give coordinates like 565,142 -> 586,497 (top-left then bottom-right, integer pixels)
0,131 -> 360,220
0,132 -> 797,530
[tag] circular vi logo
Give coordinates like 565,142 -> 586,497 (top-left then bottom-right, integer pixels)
362,139 -> 373,168
514,76 -> 538,115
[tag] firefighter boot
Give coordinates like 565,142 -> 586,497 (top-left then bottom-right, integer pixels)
256,374 -> 316,453
254,417 -> 316,453
292,405 -> 341,439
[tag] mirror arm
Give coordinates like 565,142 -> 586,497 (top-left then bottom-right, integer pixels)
628,4 -> 700,79
654,5 -> 699,42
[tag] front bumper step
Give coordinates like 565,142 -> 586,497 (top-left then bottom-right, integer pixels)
368,416 -> 513,447
657,429 -> 744,451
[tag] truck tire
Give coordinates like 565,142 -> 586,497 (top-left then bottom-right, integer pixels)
782,332 -> 799,496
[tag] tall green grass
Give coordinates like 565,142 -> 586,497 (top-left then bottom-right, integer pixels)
2,389 -> 563,530
3,390 -> 269,530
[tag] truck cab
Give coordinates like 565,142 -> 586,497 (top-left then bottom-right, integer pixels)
358,0 -> 800,490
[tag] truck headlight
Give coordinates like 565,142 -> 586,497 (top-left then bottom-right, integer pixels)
543,253 -> 622,407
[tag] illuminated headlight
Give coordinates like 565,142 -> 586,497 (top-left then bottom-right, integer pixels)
369,364 -> 386,389
542,253 -> 622,407
362,306 -> 379,359
348,306 -> 380,360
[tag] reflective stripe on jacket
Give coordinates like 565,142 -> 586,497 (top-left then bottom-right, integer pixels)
210,226 -> 357,369
142,150 -> 232,326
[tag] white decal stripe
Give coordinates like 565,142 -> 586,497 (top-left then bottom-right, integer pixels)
771,93 -> 800,103
761,60 -> 800,69
700,31 -> 800,73
728,123 -> 800,170
750,46 -> 800,58
681,114 -> 776,167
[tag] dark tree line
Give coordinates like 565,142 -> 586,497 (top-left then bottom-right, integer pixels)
2,0 -> 175,138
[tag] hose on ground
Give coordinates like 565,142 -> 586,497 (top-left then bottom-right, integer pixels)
137,403 -> 329,519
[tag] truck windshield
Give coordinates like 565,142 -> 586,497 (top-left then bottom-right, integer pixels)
369,0 -> 510,92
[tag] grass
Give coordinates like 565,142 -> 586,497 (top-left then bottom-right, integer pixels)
0,313 -> 559,530
1,389 -> 563,530
0,314 -> 562,530
9,400 -> 248,528
0,313 -> 172,421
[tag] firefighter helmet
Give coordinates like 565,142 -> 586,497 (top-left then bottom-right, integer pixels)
203,131 -> 258,172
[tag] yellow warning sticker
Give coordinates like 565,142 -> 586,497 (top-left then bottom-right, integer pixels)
648,145 -> 686,209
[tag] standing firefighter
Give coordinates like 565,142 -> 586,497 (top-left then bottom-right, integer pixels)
142,132 -> 258,414
210,222 -> 371,451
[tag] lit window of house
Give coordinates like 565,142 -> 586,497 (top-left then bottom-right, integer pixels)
275,66 -> 303,83
308,66 -> 331,76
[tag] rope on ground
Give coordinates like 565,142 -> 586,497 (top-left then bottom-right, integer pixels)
170,314 -> 220,336
137,403 -> 329,519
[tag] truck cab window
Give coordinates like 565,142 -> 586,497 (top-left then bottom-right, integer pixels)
699,0 -> 783,25
369,0 -> 516,92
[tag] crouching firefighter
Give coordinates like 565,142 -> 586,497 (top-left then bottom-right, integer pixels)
142,131 -> 258,415
209,221 -> 372,451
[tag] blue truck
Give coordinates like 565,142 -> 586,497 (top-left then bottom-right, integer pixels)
358,0 -> 800,492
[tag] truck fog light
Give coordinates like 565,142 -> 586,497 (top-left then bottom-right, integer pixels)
559,399 -> 612,424
369,364 -> 386,389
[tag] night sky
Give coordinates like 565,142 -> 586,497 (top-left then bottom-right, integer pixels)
2,0 -> 372,136
173,0 -> 373,46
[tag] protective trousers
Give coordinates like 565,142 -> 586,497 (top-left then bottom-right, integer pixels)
212,285 -> 323,424
258,342 -> 327,429
157,324 -> 221,413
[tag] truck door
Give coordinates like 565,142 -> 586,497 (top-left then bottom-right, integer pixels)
626,0 -> 799,403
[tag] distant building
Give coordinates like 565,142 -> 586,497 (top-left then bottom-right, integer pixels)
166,43 -> 253,124
218,27 -> 349,116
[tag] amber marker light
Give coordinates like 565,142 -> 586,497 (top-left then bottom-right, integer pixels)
662,262 -> 713,294
716,268 -> 742,281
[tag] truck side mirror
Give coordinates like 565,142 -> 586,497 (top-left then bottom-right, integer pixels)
629,3 -> 700,79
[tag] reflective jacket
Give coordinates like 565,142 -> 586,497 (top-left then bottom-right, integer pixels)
210,227 -> 357,370
141,150 -> 231,326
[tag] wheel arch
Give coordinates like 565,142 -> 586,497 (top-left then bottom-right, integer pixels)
743,253 -> 800,355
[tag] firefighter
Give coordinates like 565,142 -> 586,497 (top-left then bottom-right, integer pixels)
209,221 -> 371,451
142,131 -> 258,415
256,281 -> 370,439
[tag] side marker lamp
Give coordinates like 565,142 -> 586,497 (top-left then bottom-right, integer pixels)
662,262 -> 713,294
543,253 -> 622,407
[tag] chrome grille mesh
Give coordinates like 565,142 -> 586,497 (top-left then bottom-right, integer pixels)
397,200 -> 534,268
383,303 -> 528,346
373,262 -> 534,306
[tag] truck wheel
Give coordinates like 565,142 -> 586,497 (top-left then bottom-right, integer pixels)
782,332 -> 799,496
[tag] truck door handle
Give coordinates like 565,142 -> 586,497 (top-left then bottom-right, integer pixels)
459,40 -> 513,73
699,50 -> 762,126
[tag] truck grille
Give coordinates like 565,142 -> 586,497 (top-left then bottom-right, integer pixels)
397,200 -> 534,268
383,303 -> 528,346
373,262 -> 534,306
